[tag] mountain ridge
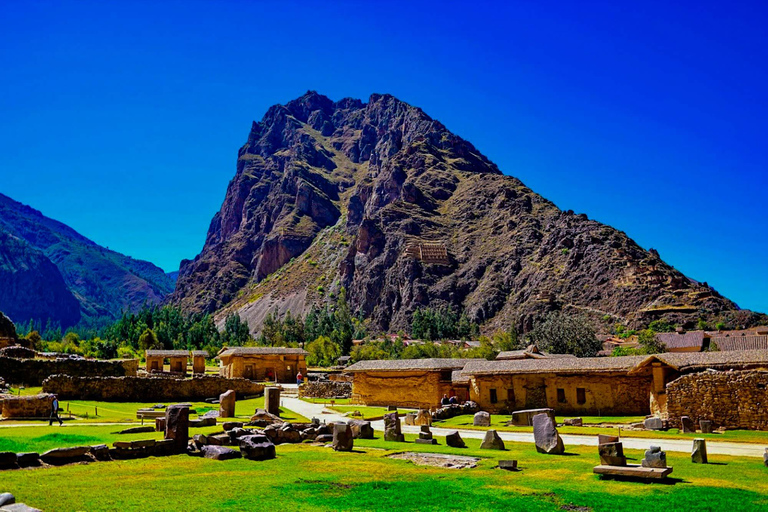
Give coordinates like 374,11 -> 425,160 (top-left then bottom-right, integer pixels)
0,192 -> 175,328
169,91 -> 765,333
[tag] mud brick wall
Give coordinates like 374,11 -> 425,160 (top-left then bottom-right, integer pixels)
0,357 -> 138,386
298,381 -> 352,399
666,370 -> 768,430
0,393 -> 54,418
42,374 -> 265,401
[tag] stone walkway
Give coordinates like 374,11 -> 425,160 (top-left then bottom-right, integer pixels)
280,396 -> 349,424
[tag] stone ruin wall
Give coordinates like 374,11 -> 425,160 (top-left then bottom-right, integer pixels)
0,356 -> 138,386
0,393 -> 53,418
298,381 -> 352,399
665,370 -> 768,430
42,375 -> 265,402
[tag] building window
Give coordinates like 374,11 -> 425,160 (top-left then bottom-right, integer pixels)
440,370 -> 453,382
507,388 -> 515,404
557,388 -> 566,403
576,388 -> 586,404
490,388 -> 498,404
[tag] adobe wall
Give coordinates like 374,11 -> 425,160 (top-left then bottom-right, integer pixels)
665,370 -> 768,430
221,354 -> 307,383
0,393 -> 53,418
42,375 -> 264,401
350,371 -> 458,409
0,357 -> 138,386
470,373 -> 651,415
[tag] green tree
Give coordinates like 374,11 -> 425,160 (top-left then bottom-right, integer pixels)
138,328 -> 161,351
637,328 -> 665,354
528,312 -> 602,357
305,336 -> 341,367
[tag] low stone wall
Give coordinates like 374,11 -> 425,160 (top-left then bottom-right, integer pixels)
0,356 -> 138,386
42,375 -> 265,401
1,393 -> 53,418
665,370 -> 768,430
299,381 -> 352,399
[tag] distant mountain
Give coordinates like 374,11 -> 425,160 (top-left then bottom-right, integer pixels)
167,271 -> 179,283
0,193 -> 175,328
171,91 -> 765,333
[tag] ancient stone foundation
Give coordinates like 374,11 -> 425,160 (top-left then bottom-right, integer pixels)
665,370 -> 768,430
0,394 -> 53,418
42,375 -> 264,401
298,381 -> 352,399
0,356 -> 138,386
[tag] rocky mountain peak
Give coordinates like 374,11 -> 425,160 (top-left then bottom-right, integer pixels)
170,92 -> 764,334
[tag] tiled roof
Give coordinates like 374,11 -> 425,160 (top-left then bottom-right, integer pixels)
191,350 -> 209,357
656,331 -> 706,350
218,347 -> 308,358
462,356 -> 647,376
145,350 -> 189,357
344,358 -> 482,372
711,336 -> 768,351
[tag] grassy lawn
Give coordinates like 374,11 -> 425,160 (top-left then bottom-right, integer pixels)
0,396 -> 308,425
433,415 -> 768,445
327,405 -> 417,420
1,430 -> 767,511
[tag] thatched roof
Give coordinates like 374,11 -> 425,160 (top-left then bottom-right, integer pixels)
463,355 -> 647,376
711,336 -> 768,352
656,331 -> 707,350
218,347 -> 308,358
451,370 -> 470,384
191,350 -> 209,357
145,350 -> 189,357
631,349 -> 768,373
344,358 -> 482,373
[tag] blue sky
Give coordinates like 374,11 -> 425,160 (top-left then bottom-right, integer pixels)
1,1 -> 766,312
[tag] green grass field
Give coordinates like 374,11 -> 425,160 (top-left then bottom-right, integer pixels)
0,396 -> 308,425
433,415 -> 768,445
2,430 -> 767,511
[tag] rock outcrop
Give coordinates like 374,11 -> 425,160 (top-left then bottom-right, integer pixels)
170,91 -> 765,333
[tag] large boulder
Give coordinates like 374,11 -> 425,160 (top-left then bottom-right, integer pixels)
598,442 -> 626,466
219,389 -> 236,418
249,409 -> 284,427
383,412 -> 404,442
473,411 -> 491,427
641,446 -> 667,468
16,452 -> 41,468
699,419 -> 713,434
201,445 -> 242,461
40,446 -> 91,465
691,438 -> 708,464
532,413 -> 564,455
164,404 -> 190,453
347,419 -> 374,439
239,434 -> 276,461
480,430 -> 505,450
332,423 -> 354,452
680,416 -> 695,433
643,417 -> 664,431
414,409 -> 432,426
446,431 -> 466,448
0,452 -> 18,469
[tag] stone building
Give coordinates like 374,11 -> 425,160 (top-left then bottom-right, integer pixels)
462,356 -> 652,415
191,351 -> 208,374
216,347 -> 307,383
655,331 -> 708,352
344,359 -> 482,409
145,350 -> 189,374
628,350 -> 768,423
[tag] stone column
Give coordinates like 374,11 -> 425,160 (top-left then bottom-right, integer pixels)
165,405 -> 190,454
265,387 -> 281,417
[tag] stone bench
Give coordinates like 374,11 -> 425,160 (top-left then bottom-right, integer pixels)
593,464 -> 673,480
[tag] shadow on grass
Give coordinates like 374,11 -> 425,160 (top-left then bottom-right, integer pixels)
597,475 -> 687,485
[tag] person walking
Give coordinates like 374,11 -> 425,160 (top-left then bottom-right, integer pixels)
49,394 -> 62,426
296,371 -> 303,385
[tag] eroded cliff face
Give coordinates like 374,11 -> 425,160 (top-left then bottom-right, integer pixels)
171,91 -> 762,333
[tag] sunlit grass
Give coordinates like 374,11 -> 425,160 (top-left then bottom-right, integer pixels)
2,429 -> 767,511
